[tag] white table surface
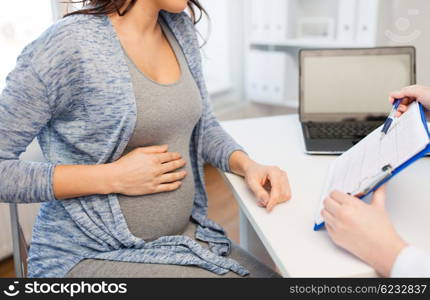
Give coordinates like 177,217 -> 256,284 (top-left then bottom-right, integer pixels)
220,114 -> 430,277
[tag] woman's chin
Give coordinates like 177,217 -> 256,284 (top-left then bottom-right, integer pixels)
165,6 -> 188,14
158,0 -> 189,14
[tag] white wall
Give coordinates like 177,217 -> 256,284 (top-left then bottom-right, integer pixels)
204,0 -> 246,111
377,0 -> 430,85
197,0 -> 232,95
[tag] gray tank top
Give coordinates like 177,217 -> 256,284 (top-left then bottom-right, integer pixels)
118,19 -> 202,241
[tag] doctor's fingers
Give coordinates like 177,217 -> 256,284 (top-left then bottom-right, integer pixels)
389,95 -> 412,104
323,196 -> 341,215
328,190 -> 355,205
321,209 -> 337,228
390,85 -> 419,102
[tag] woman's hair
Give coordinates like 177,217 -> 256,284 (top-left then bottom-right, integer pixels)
63,0 -> 207,24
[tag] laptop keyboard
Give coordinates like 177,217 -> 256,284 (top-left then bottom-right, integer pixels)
306,122 -> 382,139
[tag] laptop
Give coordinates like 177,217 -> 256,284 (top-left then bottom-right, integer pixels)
299,46 -> 416,154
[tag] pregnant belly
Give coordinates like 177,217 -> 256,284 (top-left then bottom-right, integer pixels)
117,163 -> 195,241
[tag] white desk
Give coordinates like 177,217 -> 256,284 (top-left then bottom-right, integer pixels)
220,115 -> 430,277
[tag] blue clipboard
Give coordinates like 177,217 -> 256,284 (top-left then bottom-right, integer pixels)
315,103 -> 430,231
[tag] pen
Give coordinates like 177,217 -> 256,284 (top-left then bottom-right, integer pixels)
380,98 -> 402,140
315,165 -> 393,231
348,164 -> 393,198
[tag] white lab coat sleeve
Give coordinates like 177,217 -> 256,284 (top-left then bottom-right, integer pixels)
390,246 -> 430,277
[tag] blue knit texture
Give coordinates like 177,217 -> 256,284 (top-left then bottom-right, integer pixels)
0,11 -> 249,277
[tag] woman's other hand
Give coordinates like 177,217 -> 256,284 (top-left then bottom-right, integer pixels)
322,187 -> 407,277
389,85 -> 430,117
244,162 -> 292,212
108,144 -> 187,196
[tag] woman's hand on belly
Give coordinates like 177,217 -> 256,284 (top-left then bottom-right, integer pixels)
107,144 -> 187,196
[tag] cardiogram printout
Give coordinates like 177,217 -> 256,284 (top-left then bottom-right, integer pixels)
315,101 -> 430,228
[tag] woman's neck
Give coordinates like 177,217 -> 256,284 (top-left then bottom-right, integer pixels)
108,0 -> 161,37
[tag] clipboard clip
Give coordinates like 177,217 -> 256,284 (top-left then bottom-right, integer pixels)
349,164 -> 393,198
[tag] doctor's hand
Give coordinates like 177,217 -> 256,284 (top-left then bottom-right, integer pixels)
322,187 -> 407,277
389,85 -> 430,117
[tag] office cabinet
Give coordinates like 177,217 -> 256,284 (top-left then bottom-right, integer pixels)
245,0 -> 380,107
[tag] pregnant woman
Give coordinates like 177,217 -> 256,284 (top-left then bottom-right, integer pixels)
0,0 -> 291,277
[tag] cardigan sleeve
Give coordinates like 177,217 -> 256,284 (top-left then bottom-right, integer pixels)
200,98 -> 248,173
0,49 -> 57,203
181,18 -> 248,173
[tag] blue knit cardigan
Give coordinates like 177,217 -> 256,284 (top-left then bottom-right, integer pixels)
0,11 -> 250,277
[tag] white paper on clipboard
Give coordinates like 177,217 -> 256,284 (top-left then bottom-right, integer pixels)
315,102 -> 430,227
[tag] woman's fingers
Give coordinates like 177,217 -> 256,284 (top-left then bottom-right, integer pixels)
159,158 -> 186,174
113,145 -> 187,196
156,151 -> 182,163
281,171 -> 292,201
266,169 -> 292,212
248,177 -> 270,206
157,170 -> 187,184
154,181 -> 182,193
139,144 -> 169,154
266,173 -> 282,212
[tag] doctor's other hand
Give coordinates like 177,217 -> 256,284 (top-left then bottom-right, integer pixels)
321,187 -> 407,277
244,162 -> 292,212
389,85 -> 430,117
108,144 -> 187,196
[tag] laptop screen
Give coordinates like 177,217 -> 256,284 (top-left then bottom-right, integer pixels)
300,47 -> 415,122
